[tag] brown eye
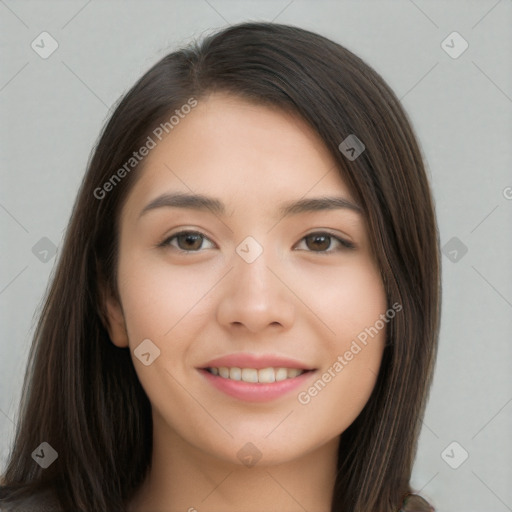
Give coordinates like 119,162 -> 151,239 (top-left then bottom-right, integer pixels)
176,232 -> 203,251
296,232 -> 355,253
159,231 -> 215,252
305,233 -> 332,251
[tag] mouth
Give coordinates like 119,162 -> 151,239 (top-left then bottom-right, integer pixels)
198,366 -> 317,402
203,366 -> 313,384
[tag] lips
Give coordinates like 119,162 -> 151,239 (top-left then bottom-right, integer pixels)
200,353 -> 315,371
197,353 -> 317,402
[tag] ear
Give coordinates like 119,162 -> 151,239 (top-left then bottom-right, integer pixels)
100,283 -> 129,348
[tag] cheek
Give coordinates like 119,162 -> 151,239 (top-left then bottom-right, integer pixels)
330,263 -> 387,393
117,253 -> 214,344
295,318 -> 387,440
115,255 -> 215,406
292,259 -> 387,429
293,257 -> 387,340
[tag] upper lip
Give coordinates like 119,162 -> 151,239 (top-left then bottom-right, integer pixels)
200,353 -> 316,371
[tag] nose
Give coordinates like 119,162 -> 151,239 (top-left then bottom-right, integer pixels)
216,244 -> 295,334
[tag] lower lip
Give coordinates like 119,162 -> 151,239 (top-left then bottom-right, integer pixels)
198,368 -> 316,402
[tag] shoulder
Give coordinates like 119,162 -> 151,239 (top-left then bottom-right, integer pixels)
0,489 -> 60,512
400,493 -> 435,511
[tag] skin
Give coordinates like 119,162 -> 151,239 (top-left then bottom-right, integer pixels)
104,91 -> 388,512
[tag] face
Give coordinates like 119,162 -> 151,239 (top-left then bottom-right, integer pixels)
105,91 -> 388,467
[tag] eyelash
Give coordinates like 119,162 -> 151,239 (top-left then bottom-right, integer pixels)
157,230 -> 355,254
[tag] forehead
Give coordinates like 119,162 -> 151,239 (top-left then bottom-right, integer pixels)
123,92 -> 357,217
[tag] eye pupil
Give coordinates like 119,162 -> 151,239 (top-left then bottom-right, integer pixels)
178,233 -> 202,250
306,234 -> 330,251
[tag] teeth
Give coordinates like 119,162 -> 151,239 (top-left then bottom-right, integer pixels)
209,366 -> 306,383
241,368 -> 258,383
286,368 -> 302,378
258,368 -> 275,383
229,367 -> 241,380
275,368 -> 288,381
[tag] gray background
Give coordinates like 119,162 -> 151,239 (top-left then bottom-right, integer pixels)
1,1 -> 511,510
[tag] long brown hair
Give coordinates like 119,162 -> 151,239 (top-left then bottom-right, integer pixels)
0,22 -> 441,511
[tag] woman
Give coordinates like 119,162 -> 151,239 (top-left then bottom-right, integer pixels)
0,22 -> 440,511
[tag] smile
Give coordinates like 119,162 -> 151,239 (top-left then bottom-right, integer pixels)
198,367 -> 315,402
207,366 -> 306,383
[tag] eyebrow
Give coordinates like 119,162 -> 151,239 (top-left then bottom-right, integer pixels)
138,192 -> 363,219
